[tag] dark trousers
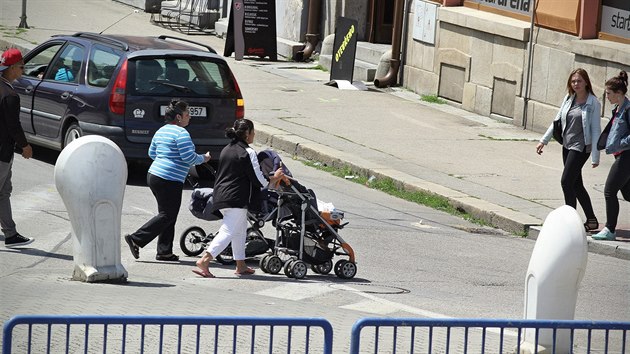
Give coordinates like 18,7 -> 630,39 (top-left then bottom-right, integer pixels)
604,150 -> 630,232
561,147 -> 596,219
130,173 -> 183,255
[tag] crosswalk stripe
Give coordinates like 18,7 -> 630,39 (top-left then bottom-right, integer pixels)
255,282 -> 336,300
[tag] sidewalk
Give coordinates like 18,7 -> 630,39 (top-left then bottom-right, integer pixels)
0,0 -> 628,261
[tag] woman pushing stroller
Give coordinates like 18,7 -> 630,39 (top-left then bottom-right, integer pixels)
193,119 -> 285,278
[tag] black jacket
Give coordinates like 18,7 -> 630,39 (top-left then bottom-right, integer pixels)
0,79 -> 28,163
210,139 -> 266,212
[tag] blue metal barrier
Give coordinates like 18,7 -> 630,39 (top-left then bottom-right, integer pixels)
3,315 -> 333,354
350,318 -> 630,354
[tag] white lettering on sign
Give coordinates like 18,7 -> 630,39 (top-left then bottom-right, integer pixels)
467,0 -> 530,16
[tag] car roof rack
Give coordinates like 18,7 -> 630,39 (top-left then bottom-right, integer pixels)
157,35 -> 217,54
71,32 -> 130,51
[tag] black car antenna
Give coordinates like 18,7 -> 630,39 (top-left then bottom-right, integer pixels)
99,9 -> 139,35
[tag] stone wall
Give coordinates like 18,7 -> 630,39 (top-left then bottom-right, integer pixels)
276,0 -> 307,42
403,5 -> 630,133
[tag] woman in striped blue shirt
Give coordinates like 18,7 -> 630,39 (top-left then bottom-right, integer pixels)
125,99 -> 210,262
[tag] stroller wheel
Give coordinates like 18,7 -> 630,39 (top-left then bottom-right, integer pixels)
266,256 -> 283,274
284,260 -> 295,278
291,260 -> 308,279
312,260 -> 333,275
180,226 -> 208,257
334,260 -> 357,279
259,254 -> 271,273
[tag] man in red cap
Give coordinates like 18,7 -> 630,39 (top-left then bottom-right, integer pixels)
0,48 -> 34,248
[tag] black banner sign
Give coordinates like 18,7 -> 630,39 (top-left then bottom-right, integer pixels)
224,0 -> 278,61
330,17 -> 358,82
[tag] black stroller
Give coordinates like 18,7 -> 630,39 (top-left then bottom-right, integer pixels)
179,150 -> 290,264
258,176 -> 357,280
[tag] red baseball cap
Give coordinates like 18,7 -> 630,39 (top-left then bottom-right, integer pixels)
0,48 -> 23,72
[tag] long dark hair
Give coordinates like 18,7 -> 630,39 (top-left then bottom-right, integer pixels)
226,118 -> 253,141
164,99 -> 188,122
566,68 -> 594,96
605,70 -> 628,95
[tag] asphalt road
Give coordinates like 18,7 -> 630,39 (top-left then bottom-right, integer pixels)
3,145 -> 629,325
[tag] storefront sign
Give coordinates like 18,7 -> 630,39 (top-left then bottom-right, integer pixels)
224,0 -> 278,61
466,0 -> 531,16
601,0 -> 630,40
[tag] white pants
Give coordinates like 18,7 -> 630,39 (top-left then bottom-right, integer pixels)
207,208 -> 247,260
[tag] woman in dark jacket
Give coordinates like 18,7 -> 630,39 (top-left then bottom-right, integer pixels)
193,119 -> 283,277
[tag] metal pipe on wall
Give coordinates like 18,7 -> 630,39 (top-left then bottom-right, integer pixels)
398,0 -> 411,86
522,0 -> 537,129
294,0 -> 322,62
374,0 -> 404,88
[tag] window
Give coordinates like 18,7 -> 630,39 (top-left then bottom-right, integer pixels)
129,58 -> 236,97
45,44 -> 85,83
22,43 -> 63,79
87,45 -> 122,87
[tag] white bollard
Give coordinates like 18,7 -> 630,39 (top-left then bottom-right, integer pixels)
54,136 -> 128,282
519,205 -> 588,353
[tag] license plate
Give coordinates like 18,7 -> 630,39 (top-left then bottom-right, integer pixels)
160,106 -> 207,118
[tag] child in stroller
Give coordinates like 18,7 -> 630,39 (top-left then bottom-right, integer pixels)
179,149 -> 291,264
258,168 -> 357,280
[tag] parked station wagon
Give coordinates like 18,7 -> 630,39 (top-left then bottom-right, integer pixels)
14,32 -> 244,162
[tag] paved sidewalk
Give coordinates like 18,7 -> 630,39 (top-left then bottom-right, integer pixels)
0,0 -> 628,262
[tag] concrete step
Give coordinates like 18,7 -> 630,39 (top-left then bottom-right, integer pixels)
319,54 -> 377,82
355,42 -> 390,66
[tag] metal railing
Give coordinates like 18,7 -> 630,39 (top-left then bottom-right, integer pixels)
350,318 -> 630,354
3,315 -> 333,354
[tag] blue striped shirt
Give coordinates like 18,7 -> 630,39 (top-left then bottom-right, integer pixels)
148,124 -> 204,182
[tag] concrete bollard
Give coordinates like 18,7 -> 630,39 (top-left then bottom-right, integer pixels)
519,205 -> 588,353
54,136 -> 128,282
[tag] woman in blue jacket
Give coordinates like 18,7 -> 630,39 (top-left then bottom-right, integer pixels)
193,119 -> 283,277
592,71 -> 630,241
536,68 -> 602,232
125,99 -> 210,261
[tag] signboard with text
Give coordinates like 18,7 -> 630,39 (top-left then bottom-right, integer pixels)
330,17 -> 358,82
224,0 -> 278,61
466,0 -> 530,17
600,0 -> 630,40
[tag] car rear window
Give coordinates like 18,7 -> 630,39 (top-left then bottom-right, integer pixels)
128,58 -> 236,98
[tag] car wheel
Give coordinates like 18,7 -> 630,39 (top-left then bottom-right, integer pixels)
64,123 -> 83,148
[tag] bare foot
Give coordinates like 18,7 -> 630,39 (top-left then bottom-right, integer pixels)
235,267 -> 255,275
192,268 -> 215,278
193,254 -> 214,278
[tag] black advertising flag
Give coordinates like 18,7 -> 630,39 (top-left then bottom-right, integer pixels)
330,17 -> 358,82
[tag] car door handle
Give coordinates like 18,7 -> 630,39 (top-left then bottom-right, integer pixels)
25,85 -> 34,93
60,92 -> 72,100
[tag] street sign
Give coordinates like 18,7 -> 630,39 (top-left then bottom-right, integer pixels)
224,0 -> 278,61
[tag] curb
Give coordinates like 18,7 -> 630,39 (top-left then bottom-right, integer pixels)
255,123 -> 542,235
256,124 -> 629,261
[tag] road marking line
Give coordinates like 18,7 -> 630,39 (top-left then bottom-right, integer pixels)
255,283 -> 336,300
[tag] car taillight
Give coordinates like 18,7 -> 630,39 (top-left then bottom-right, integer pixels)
231,72 -> 244,119
109,59 -> 127,115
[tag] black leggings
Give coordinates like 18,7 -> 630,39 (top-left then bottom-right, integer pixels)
561,147 -> 596,219
604,150 -> 630,232
130,173 -> 183,255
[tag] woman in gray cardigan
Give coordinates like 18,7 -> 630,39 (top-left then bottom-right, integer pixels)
536,68 -> 602,231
